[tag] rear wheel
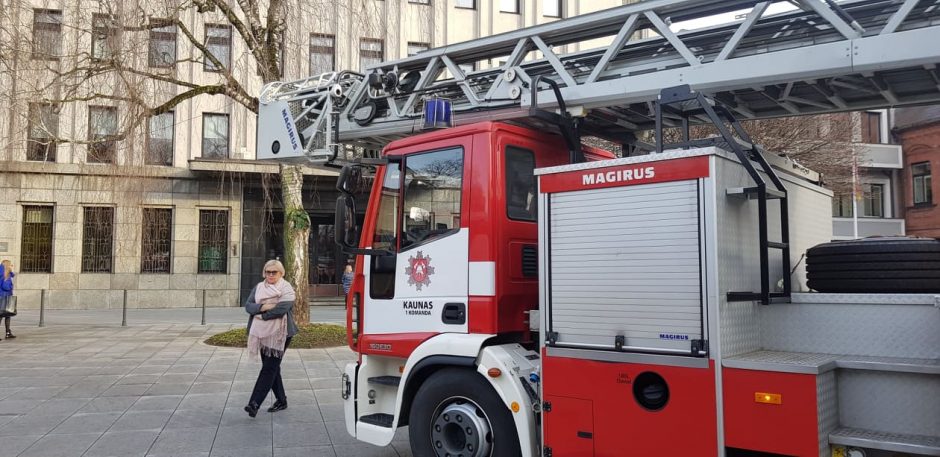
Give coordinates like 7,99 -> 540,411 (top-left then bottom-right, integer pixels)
409,368 -> 521,457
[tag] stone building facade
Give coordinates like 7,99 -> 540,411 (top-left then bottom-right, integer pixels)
0,0 -> 631,309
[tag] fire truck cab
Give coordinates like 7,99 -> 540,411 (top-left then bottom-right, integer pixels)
336,122 -> 609,456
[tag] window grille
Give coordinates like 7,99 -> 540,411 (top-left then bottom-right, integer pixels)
82,207 -> 114,273
359,38 -> 384,71
141,208 -> 172,273
21,206 -> 54,273
198,210 -> 228,273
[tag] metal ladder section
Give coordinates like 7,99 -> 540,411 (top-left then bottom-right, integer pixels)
654,85 -> 791,305
256,0 -> 940,162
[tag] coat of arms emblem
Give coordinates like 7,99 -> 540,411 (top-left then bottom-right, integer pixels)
405,251 -> 435,291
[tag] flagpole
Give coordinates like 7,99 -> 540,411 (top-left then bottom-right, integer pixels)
852,150 -> 860,239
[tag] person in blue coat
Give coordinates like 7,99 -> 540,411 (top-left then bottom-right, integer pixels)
0,260 -> 15,340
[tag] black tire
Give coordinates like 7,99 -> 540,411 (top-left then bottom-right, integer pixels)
409,367 -> 521,457
806,237 -> 940,293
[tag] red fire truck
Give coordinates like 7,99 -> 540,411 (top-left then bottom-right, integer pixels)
257,1 -> 940,456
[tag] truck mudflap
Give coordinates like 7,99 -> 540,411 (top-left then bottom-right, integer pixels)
343,362 -> 357,438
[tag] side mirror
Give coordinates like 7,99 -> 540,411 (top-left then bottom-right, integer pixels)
337,164 -> 363,195
335,194 -> 359,250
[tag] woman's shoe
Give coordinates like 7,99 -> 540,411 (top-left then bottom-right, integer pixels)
267,400 -> 287,413
244,401 -> 260,418
4,332 -> 13,339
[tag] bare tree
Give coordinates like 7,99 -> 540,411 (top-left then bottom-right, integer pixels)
0,0 -> 407,323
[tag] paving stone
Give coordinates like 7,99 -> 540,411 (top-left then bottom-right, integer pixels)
0,434 -> 42,457
209,447 -> 273,457
0,413 -> 68,436
102,383 -> 154,397
83,430 -> 160,457
109,410 -> 174,432
129,395 -> 183,411
332,443 -> 402,457
214,424 -> 275,450
50,412 -> 121,434
144,382 -> 192,396
274,446 -> 337,457
148,426 -> 217,455
165,409 -> 224,430
274,421 -> 332,447
324,421 -> 359,446
18,432 -> 101,457
79,396 -> 139,413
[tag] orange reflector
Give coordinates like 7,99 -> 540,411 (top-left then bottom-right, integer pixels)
487,368 -> 502,378
511,402 -> 520,413
755,392 -> 782,405
399,366 -> 405,374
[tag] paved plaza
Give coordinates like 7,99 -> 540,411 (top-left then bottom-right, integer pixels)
0,308 -> 412,457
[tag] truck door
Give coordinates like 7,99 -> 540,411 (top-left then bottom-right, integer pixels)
362,146 -> 469,351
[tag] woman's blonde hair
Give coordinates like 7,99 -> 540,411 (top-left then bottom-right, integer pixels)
1,260 -> 11,280
262,259 -> 285,278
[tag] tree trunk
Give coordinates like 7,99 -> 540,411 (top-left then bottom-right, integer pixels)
280,164 -> 310,326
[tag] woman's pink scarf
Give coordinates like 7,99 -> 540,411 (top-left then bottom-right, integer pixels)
248,279 -> 295,360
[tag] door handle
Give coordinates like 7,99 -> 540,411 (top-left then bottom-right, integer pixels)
442,303 -> 466,325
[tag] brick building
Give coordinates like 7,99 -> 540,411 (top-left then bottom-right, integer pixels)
895,106 -> 940,238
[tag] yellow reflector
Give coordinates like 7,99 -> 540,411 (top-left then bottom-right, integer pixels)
511,402 -> 520,413
754,392 -> 782,405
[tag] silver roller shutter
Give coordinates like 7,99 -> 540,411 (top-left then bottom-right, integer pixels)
547,179 -> 705,355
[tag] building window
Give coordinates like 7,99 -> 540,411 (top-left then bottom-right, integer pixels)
407,42 -> 430,57
198,210 -> 228,273
500,0 -> 520,13
204,25 -> 232,72
202,113 -> 229,159
88,106 -> 118,163
32,9 -> 62,60
309,34 -> 335,76
147,112 -> 174,166
81,207 -> 114,273
913,162 -> 932,205
455,0 -> 475,9
831,184 -> 886,218
91,14 -> 117,61
543,0 -> 562,17
861,111 -> 882,144
863,183 -> 884,218
141,208 -> 172,273
360,38 -> 384,71
21,206 -> 54,273
409,0 -> 430,3
27,103 -> 58,162
149,21 -> 177,68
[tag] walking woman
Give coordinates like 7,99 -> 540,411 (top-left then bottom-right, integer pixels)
244,260 -> 298,417
0,260 -> 15,340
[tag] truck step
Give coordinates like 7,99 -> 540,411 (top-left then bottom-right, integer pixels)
368,376 -> 401,387
829,427 -> 940,455
360,413 -> 394,428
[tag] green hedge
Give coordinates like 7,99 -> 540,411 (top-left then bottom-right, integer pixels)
205,323 -> 347,349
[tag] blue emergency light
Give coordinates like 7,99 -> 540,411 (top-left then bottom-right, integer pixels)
422,97 -> 453,130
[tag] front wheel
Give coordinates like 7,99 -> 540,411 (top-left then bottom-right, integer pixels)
409,368 -> 522,457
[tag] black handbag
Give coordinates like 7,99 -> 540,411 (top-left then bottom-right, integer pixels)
0,296 -> 16,317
